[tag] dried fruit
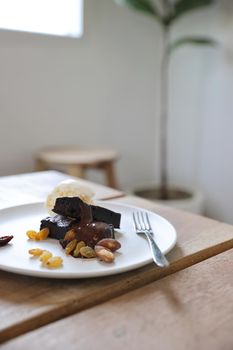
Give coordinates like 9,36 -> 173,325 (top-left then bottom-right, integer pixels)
59,239 -> 68,249
45,256 -> 63,268
95,245 -> 115,263
97,238 -> 121,252
26,230 -> 37,240
73,241 -> 86,257
65,239 -> 78,255
0,235 -> 13,246
79,246 -> 96,258
28,248 -> 44,257
64,229 -> 76,241
36,228 -> 49,240
28,248 -> 63,269
39,250 -> 53,264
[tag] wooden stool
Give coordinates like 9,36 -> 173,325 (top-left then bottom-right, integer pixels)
35,146 -> 119,189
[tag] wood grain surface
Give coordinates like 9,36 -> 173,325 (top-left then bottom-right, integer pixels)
0,194 -> 233,344
3,248 -> 233,350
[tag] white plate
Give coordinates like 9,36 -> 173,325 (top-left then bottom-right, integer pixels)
0,201 -> 177,279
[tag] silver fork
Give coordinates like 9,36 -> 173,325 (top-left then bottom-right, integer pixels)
133,211 -> 169,268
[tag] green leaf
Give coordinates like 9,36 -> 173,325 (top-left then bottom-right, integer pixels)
114,0 -> 162,22
168,36 -> 217,54
172,0 -> 215,23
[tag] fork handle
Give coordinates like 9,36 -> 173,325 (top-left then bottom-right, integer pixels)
145,232 -> 169,268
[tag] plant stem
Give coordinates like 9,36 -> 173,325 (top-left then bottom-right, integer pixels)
159,27 -> 170,199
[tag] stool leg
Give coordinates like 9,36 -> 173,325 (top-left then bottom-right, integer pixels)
67,165 -> 85,178
102,161 -> 118,189
35,158 -> 48,171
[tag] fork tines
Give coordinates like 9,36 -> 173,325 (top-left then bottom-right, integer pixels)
133,211 -> 152,233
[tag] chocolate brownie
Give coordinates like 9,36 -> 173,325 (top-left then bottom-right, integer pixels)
53,197 -> 121,228
40,215 -> 77,240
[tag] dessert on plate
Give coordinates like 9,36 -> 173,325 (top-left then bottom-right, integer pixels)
38,180 -> 121,262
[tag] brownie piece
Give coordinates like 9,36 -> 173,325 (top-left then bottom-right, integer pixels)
91,205 -> 121,228
40,215 -> 77,240
53,197 -> 83,219
53,197 -> 121,228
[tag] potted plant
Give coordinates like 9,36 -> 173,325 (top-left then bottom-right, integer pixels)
114,0 -> 216,213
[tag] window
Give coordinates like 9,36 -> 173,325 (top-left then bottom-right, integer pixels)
0,0 -> 83,38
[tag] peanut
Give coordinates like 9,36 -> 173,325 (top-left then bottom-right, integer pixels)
95,245 -> 115,263
96,238 -> 121,252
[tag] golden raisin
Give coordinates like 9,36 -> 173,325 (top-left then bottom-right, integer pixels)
65,239 -> 78,255
39,250 -> 53,264
26,230 -> 37,240
73,241 -> 86,257
36,228 -> 49,240
28,248 -> 44,257
45,256 -> 63,268
79,246 -> 96,259
64,229 -> 76,241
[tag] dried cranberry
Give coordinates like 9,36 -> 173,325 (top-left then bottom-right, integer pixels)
0,235 -> 13,247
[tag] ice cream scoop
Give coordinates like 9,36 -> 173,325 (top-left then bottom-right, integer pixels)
46,179 -> 95,212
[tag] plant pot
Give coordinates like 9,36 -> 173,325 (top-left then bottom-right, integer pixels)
132,186 -> 204,215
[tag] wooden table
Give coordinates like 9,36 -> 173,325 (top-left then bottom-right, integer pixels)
0,171 -> 233,349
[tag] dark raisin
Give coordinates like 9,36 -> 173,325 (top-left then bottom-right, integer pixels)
0,235 -> 13,247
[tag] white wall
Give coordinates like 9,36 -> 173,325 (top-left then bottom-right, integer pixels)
168,4 -> 233,224
0,0 -> 160,188
198,4 -> 233,223
0,0 -> 233,223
